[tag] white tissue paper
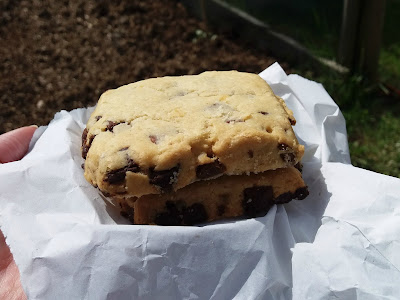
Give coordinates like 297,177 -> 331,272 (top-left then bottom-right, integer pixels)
1,63 -> 399,299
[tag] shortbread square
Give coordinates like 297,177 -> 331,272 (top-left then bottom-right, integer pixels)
82,71 -> 304,197
113,167 -> 308,225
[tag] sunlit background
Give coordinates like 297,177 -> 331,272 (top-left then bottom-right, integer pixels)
1,0 -> 399,177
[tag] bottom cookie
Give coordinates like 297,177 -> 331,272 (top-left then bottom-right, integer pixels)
113,167 -> 308,226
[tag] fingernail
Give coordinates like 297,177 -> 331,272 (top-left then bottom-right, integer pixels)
29,125 -> 38,129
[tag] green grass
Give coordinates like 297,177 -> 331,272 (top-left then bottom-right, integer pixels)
347,112 -> 400,177
379,44 -> 400,88
296,67 -> 400,178
223,0 -> 400,178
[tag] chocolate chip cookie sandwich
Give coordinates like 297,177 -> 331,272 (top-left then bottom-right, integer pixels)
82,71 -> 308,225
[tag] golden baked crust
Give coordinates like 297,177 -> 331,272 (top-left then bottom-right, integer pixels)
82,71 -> 304,197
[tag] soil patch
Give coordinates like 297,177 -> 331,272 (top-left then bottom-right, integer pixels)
0,0 -> 288,133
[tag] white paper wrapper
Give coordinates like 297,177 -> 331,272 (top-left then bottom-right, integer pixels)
1,63 -> 399,299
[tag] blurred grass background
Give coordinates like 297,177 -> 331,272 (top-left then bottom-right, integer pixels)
225,0 -> 400,178
1,0 -> 398,178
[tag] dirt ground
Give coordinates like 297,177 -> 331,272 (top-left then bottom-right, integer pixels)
0,0 -> 288,133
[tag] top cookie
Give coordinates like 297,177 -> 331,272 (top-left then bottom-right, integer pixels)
82,71 -> 304,197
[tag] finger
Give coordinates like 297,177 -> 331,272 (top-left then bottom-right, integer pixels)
0,231 -> 13,272
0,231 -> 27,300
0,126 -> 37,163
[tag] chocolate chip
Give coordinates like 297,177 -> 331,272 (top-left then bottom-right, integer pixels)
196,160 -> 226,179
81,163 -> 85,169
275,187 -> 309,203
280,153 -> 296,164
120,205 -> 135,224
125,159 -> 140,172
82,131 -> 94,159
82,144 -> 90,159
183,203 -> 208,225
274,192 -> 293,204
82,128 -> 88,145
95,115 -> 102,121
104,159 -> 140,184
149,165 -> 180,192
206,150 -> 214,158
106,121 -> 120,132
155,201 -> 182,226
155,212 -> 181,225
277,143 -> 291,151
119,146 -> 129,151
242,186 -> 274,217
288,117 -> 296,125
149,135 -> 158,144
217,205 -> 226,216
248,150 -> 254,158
259,111 -> 269,115
294,186 -> 309,200
225,119 -> 244,124
294,162 -> 303,172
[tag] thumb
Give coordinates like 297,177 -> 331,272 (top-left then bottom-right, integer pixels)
0,126 -> 38,163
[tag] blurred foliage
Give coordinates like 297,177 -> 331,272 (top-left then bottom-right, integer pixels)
224,0 -> 341,59
223,0 -> 400,178
294,66 -> 400,178
379,44 -> 400,87
348,112 -> 400,178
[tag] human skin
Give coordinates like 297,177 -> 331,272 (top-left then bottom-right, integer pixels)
0,126 -> 37,300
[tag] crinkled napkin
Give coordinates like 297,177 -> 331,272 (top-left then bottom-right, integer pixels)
1,63 -> 399,299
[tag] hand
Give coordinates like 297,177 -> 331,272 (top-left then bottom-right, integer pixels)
0,126 -> 37,163
0,126 -> 37,300
0,232 -> 26,300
